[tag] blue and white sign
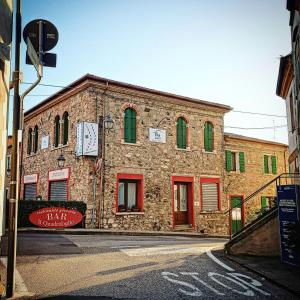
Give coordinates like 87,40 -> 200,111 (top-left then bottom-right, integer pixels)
277,185 -> 300,266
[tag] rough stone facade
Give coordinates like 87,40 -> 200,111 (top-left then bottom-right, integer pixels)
224,133 -> 288,230
21,74 -> 288,236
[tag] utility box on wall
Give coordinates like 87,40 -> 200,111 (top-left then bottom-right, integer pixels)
76,122 -> 98,157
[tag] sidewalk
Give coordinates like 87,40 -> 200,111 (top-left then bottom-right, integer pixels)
226,254 -> 300,297
17,227 -> 229,239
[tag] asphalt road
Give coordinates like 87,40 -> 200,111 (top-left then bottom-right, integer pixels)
1,233 -> 298,299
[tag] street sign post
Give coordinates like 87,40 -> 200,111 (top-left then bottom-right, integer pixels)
23,19 -> 58,68
26,38 -> 42,76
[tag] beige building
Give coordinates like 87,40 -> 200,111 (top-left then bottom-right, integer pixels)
21,74 -> 288,235
224,133 -> 288,235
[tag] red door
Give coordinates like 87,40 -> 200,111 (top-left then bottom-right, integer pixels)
174,183 -> 188,225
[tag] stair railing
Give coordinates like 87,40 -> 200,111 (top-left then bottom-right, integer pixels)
226,173 -> 300,238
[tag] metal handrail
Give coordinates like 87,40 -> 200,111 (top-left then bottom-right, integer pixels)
225,173 -> 300,215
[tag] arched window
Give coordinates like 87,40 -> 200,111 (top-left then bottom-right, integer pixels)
33,125 -> 38,153
27,128 -> 32,155
54,115 -> 60,147
62,112 -> 69,145
124,108 -> 136,143
176,117 -> 187,149
204,121 -> 214,152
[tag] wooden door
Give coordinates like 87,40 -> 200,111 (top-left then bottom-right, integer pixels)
174,183 -> 188,225
231,196 -> 243,235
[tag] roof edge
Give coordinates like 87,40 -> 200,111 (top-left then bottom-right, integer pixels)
25,74 -> 232,117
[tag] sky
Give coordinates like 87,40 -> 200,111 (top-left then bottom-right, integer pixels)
10,0 -> 291,143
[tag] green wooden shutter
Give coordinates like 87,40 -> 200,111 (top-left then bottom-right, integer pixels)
124,108 -> 136,143
271,156 -> 277,174
261,196 -> 267,209
177,118 -> 186,149
264,155 -> 269,174
204,122 -> 213,152
225,150 -> 232,171
124,108 -> 131,143
239,152 -> 245,172
34,126 -> 38,153
131,109 -> 136,143
55,117 -> 60,147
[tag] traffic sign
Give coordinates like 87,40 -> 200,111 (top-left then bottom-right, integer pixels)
26,38 -> 42,76
23,19 -> 58,52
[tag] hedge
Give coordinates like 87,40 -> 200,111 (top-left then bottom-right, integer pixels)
17,200 -> 87,228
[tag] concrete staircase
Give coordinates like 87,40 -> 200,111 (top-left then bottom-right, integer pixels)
225,207 -> 280,256
174,224 -> 193,232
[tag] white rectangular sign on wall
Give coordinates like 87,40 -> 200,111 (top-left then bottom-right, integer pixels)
149,128 -> 166,143
41,135 -> 49,149
76,122 -> 98,156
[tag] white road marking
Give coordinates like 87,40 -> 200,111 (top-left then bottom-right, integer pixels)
181,272 -> 225,296
206,249 -> 235,271
121,245 -> 213,257
0,258 -> 28,293
162,272 -> 202,296
208,272 -> 255,296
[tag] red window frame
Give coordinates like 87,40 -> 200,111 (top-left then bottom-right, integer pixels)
115,173 -> 144,212
200,177 -> 221,211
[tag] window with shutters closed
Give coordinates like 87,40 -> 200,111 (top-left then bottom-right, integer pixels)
263,155 -> 277,174
54,115 -> 60,147
24,183 -> 37,201
204,122 -> 214,152
49,180 -> 68,201
124,108 -> 137,143
176,117 -> 187,149
200,178 -> 220,211
62,112 -> 69,145
33,125 -> 38,153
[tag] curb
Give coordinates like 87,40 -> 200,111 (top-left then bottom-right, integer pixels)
17,227 -> 229,239
225,254 -> 300,297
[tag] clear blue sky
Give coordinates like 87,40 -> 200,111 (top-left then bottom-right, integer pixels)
12,0 -> 291,143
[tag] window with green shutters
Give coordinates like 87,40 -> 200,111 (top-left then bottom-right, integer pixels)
27,128 -> 32,155
54,115 -> 60,147
176,117 -> 187,149
226,150 -> 246,172
124,108 -> 137,143
63,112 -> 69,145
204,122 -> 214,152
263,155 -> 276,174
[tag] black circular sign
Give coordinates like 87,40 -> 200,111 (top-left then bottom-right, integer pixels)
23,19 -> 58,52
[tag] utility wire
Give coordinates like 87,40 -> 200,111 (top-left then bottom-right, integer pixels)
225,125 -> 287,130
20,81 -> 287,120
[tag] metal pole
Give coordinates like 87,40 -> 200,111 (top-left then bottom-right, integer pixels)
6,0 -> 21,297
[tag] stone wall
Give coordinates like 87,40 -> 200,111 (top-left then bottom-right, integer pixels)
101,87 -> 229,234
23,89 -> 101,227
227,211 -> 280,256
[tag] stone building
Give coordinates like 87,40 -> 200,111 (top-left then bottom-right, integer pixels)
224,133 -> 288,235
21,74 -> 288,235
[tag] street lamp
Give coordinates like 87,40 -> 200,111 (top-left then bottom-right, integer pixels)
103,115 -> 114,130
57,151 -> 66,168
